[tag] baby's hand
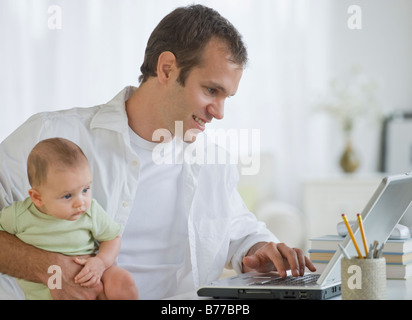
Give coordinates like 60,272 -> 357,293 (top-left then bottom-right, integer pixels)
73,257 -> 106,288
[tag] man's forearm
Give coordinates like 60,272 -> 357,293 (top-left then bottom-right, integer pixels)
0,231 -> 102,299
0,231 -> 56,285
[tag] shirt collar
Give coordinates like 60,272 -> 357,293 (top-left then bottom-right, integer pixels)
90,86 -> 137,134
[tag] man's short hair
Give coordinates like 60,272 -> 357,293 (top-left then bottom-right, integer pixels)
139,4 -> 248,85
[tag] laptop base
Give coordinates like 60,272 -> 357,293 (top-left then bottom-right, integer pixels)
197,272 -> 341,300
198,285 -> 341,300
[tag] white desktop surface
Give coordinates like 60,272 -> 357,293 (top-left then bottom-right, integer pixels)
168,279 -> 412,300
371,279 -> 412,300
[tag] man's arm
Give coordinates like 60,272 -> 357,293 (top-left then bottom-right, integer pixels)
0,231 -> 102,299
0,231 -> 51,284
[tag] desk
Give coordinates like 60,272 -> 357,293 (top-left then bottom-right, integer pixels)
169,279 -> 412,300
332,279 -> 412,300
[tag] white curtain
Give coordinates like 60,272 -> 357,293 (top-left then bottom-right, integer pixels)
0,0 -> 339,208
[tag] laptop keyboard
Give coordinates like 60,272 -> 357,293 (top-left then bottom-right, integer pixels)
249,273 -> 321,286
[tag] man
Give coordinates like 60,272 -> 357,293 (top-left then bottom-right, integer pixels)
0,5 -> 315,299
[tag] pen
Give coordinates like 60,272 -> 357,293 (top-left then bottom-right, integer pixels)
371,240 -> 378,258
357,213 -> 369,257
342,214 -> 363,259
375,243 -> 384,258
367,243 -> 374,259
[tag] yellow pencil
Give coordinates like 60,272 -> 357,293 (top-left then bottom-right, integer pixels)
342,214 -> 363,259
357,213 -> 369,257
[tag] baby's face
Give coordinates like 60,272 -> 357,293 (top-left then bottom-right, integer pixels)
36,162 -> 93,221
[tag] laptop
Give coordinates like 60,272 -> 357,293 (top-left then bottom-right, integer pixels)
197,172 -> 412,300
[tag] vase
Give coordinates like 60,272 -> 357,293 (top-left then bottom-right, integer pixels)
339,139 -> 359,173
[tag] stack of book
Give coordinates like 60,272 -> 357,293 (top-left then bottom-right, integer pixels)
309,234 -> 412,279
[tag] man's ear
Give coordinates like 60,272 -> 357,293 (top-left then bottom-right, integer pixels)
157,51 -> 177,84
29,188 -> 43,208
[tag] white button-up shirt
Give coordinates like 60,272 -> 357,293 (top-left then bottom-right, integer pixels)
0,86 -> 278,298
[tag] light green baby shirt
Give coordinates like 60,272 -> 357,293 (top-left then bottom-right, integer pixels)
0,197 -> 121,299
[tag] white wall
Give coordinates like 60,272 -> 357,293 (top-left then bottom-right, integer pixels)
325,0 -> 412,175
0,0 -> 411,210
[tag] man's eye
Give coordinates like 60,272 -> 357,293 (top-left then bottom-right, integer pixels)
207,88 -> 217,95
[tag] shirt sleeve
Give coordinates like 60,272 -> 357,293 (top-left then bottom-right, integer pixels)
0,203 -> 17,234
89,199 -> 121,242
225,165 -> 279,274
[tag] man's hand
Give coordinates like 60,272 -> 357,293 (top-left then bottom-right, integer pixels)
49,254 -> 103,300
242,242 -> 316,277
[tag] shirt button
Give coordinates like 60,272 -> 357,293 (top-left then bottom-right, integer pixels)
131,160 -> 138,166
122,202 -> 129,208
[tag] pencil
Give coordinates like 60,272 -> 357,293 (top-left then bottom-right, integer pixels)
357,213 -> 369,257
342,214 -> 363,259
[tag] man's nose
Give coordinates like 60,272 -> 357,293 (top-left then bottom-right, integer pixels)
207,100 -> 224,120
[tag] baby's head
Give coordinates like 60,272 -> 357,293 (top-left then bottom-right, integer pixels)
27,138 -> 92,221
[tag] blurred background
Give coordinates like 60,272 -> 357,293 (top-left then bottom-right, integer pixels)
1,0 -> 412,249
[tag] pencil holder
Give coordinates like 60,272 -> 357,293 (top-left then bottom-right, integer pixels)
341,257 -> 386,300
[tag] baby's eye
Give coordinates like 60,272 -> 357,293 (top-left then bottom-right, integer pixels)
82,187 -> 90,193
63,194 -> 71,200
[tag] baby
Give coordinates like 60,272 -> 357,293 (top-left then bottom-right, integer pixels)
0,138 -> 138,299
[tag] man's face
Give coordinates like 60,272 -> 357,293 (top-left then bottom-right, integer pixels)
164,39 -> 243,139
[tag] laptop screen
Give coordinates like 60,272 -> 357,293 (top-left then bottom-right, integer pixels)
318,173 -> 412,285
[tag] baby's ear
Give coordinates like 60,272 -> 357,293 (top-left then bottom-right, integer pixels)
28,188 -> 43,207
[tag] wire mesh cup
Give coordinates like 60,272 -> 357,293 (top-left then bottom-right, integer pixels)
341,257 -> 386,300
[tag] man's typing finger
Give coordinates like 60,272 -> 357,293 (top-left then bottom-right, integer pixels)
258,242 -> 288,277
275,243 -> 300,277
